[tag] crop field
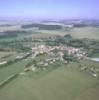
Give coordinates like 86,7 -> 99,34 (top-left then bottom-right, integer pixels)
69,27 -> 99,40
34,27 -> 99,40
0,61 -> 99,100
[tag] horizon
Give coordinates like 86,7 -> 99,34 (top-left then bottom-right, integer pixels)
0,0 -> 99,20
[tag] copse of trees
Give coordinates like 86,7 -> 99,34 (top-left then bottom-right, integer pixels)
0,30 -> 28,38
63,52 -> 77,62
73,24 -> 88,28
22,24 -> 62,30
25,60 -> 37,68
0,39 -> 31,52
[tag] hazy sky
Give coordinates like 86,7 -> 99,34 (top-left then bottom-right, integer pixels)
0,0 -> 99,19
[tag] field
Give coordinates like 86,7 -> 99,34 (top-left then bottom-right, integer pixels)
34,27 -> 99,40
0,61 -> 99,100
69,27 -> 99,39
0,25 -> 99,100
0,59 -> 31,82
0,26 -> 99,41
35,30 -> 66,35
0,52 -> 15,59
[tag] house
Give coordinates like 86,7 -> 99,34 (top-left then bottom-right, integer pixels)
0,61 -> 7,65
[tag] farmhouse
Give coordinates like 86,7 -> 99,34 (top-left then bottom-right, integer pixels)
0,61 -> 7,65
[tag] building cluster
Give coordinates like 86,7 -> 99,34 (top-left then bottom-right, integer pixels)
32,44 -> 86,59
80,64 -> 98,77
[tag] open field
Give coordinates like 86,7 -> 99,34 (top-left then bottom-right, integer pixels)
34,30 -> 66,35
0,26 -> 99,42
69,27 -> 99,39
34,27 -> 99,40
0,61 -> 99,100
0,52 -> 16,59
0,59 -> 30,82
0,25 -> 99,100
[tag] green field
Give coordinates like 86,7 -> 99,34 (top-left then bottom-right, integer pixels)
0,26 -> 99,41
35,27 -> 99,40
69,27 -> 99,40
0,59 -> 30,82
0,26 -> 99,100
0,62 -> 99,100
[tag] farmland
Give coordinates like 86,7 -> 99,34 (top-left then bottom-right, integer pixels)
0,59 -> 30,82
0,23 -> 99,100
0,62 -> 99,100
69,27 -> 99,40
1,23 -> 99,40
34,27 -> 99,40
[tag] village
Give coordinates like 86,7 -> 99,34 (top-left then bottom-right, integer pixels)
23,43 -> 98,78
0,39 -> 99,79
0,41 -> 99,78
31,44 -> 86,60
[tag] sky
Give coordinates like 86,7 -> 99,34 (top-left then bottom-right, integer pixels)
0,0 -> 99,19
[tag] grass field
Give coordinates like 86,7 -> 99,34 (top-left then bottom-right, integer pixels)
34,27 -> 99,40
0,27 -> 99,43
0,59 -> 31,82
0,26 -> 99,100
0,62 -> 99,100
69,27 -> 99,40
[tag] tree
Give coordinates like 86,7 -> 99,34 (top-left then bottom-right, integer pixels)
63,52 -> 77,62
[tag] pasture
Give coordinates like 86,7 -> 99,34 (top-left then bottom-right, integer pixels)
0,59 -> 31,82
69,27 -> 99,40
0,26 -> 99,100
0,62 -> 99,100
34,27 -> 99,40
